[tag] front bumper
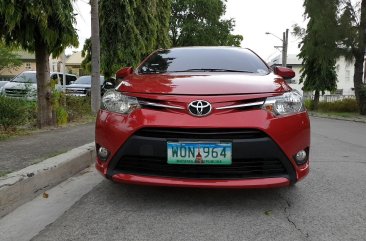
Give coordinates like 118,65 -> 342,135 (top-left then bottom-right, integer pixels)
95,106 -> 310,188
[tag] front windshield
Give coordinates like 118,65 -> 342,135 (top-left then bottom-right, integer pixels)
137,48 -> 270,75
75,76 -> 104,85
11,72 -> 37,83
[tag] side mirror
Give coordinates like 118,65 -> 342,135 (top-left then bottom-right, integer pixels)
273,66 -> 295,80
104,81 -> 115,89
116,67 -> 133,79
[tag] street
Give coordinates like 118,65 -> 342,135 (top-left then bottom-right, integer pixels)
6,117 -> 366,241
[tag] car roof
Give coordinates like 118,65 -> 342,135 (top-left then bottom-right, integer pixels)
20,71 -> 76,77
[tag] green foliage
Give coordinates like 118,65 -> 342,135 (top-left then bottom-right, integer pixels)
295,0 -> 366,114
51,84 -> 69,126
170,0 -> 243,47
297,0 -> 339,98
65,96 -> 93,122
0,96 -> 34,131
304,99 -> 314,111
81,38 -> 92,74
56,107 -> 68,125
0,94 -> 93,132
0,0 -> 79,127
0,42 -> 21,71
317,99 -> 359,112
155,0 -> 173,49
295,0 -> 339,110
99,0 -> 171,78
0,0 -> 78,56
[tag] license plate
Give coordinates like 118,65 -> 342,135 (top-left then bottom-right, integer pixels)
167,142 -> 232,165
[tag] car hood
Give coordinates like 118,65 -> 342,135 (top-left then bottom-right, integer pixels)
66,84 -> 91,89
118,73 -> 291,95
3,81 -> 37,90
0,81 -> 9,88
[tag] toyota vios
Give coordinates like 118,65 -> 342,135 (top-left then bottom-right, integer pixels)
95,47 -> 310,188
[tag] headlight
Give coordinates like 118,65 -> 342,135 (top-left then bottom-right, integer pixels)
101,90 -> 140,114
262,90 -> 304,116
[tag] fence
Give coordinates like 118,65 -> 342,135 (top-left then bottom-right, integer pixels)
304,94 -> 356,102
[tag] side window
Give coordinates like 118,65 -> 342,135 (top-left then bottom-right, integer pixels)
51,74 -> 58,81
66,75 -> 77,85
50,74 -> 59,85
58,74 -> 64,84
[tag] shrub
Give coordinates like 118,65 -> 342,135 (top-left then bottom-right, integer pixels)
65,95 -> 93,122
317,98 -> 359,113
56,106 -> 68,125
0,96 -> 35,131
304,99 -> 314,111
51,90 -> 69,126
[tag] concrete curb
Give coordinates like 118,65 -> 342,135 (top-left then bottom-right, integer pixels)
0,142 -> 95,218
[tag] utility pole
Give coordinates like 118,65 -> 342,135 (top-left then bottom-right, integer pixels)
91,0 -> 101,113
266,28 -> 289,67
62,51 -> 66,92
282,29 -> 289,67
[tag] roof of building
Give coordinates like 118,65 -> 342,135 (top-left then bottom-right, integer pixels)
14,50 -> 35,60
66,51 -> 84,66
268,54 -> 302,66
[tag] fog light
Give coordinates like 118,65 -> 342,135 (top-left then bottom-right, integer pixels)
98,147 -> 110,162
295,150 -> 307,165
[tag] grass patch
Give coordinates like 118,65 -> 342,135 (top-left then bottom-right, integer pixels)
0,128 -> 34,141
29,150 -> 68,165
0,170 -> 11,177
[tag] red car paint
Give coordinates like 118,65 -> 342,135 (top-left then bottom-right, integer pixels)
95,47 -> 310,188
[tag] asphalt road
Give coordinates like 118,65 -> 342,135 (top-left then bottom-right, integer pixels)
32,117 -> 366,241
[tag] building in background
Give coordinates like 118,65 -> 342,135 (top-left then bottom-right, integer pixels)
0,51 -> 36,82
269,54 -> 356,98
65,51 -> 84,76
0,51 -> 64,82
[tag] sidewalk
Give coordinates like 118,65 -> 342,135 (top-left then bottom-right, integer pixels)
0,122 -> 95,176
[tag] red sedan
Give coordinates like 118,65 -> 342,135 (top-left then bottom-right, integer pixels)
95,47 -> 310,188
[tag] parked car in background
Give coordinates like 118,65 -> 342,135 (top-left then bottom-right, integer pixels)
65,75 -> 115,97
95,46 -> 310,189
0,81 -> 9,94
0,71 -> 77,100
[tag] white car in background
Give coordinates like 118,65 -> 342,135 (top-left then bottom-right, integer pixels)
0,71 -> 77,100
66,75 -> 115,97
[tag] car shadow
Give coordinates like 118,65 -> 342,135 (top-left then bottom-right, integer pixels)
94,180 -> 301,214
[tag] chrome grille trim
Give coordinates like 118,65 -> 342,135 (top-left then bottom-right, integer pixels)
139,100 -> 184,110
215,101 -> 264,110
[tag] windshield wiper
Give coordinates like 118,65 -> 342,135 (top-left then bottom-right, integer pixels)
138,70 -> 168,74
169,68 -> 255,73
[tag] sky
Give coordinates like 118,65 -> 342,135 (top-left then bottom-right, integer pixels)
70,0 -> 306,62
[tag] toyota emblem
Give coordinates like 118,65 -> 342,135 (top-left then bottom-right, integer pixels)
188,100 -> 212,117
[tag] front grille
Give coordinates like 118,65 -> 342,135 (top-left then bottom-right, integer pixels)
66,89 -> 86,94
5,89 -> 27,97
116,156 -> 287,179
107,128 -> 296,181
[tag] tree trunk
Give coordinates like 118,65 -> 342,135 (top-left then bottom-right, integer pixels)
313,90 -> 320,111
353,55 -> 366,114
35,39 -> 52,128
91,0 -> 101,113
354,0 -> 366,115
